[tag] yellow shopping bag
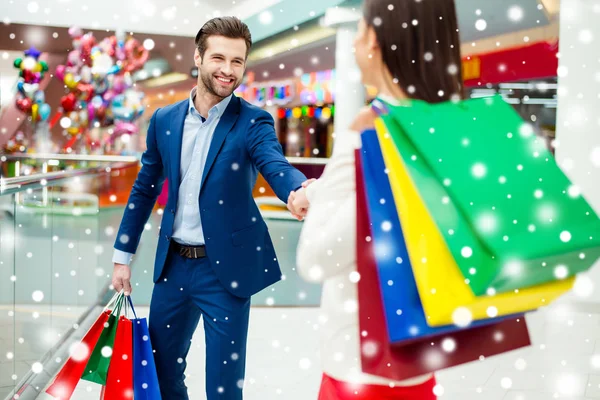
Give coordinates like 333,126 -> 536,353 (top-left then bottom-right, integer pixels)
375,119 -> 574,327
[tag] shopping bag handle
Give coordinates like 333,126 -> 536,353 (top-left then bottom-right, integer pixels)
370,98 -> 389,116
104,290 -> 124,312
126,295 -> 138,320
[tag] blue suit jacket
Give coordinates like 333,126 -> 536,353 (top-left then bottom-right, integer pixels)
114,95 -> 307,297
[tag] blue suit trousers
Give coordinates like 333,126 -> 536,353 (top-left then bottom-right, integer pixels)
149,248 -> 251,399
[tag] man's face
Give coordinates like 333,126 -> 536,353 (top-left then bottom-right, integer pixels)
195,35 -> 247,99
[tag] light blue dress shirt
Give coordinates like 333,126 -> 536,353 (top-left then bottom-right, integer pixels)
113,88 -> 232,265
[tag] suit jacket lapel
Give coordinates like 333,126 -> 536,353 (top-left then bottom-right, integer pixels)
200,95 -> 241,191
169,100 -> 188,193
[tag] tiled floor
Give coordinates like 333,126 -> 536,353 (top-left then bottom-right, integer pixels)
19,302 -> 600,400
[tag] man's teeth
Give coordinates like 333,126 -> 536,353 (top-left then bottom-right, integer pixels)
217,77 -> 232,83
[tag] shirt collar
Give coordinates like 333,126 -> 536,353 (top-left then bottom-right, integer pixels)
188,86 -> 233,119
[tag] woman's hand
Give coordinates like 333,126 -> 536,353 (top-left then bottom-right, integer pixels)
287,179 -> 317,220
350,106 -> 377,132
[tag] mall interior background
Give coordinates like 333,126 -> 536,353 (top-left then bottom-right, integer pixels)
2,0 -> 600,398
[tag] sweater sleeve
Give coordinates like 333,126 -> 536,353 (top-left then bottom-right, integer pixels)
296,130 -> 361,283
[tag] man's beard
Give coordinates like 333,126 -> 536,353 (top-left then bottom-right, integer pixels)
200,70 -> 239,99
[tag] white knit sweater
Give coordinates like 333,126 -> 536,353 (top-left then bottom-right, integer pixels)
296,124 -> 433,387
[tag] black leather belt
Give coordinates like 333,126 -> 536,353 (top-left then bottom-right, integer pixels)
171,241 -> 206,259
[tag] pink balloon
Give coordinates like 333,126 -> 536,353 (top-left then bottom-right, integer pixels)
88,102 -> 95,122
55,64 -> 66,80
112,76 -> 126,93
68,26 -> 83,38
103,90 -> 116,103
108,121 -> 138,144
67,50 -> 80,67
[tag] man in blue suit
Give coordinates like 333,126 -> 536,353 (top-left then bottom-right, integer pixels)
111,17 -> 310,399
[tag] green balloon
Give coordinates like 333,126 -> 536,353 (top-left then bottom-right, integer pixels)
13,58 -> 22,68
39,60 -> 49,72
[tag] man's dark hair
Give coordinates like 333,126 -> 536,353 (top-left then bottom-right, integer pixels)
195,17 -> 252,59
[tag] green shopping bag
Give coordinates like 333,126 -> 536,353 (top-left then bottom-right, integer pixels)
375,95 -> 600,295
81,292 -> 125,385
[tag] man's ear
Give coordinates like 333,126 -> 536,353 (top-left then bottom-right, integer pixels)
194,48 -> 202,67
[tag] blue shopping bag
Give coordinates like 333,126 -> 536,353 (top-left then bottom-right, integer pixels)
128,297 -> 162,400
360,129 -> 512,344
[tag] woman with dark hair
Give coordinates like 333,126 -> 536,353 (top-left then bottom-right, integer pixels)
293,0 -> 464,398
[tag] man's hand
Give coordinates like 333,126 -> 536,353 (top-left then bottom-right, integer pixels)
287,179 -> 316,220
287,188 -> 309,220
112,263 -> 132,295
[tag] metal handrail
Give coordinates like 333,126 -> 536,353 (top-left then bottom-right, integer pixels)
3,153 -> 329,165
2,153 -> 139,163
0,160 -> 139,196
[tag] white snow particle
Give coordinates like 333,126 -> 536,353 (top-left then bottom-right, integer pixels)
461,246 -> 473,258
574,275 -> 594,297
554,265 -> 569,280
452,307 -> 473,328
500,377 -> 513,389
441,338 -> 456,353
507,6 -> 524,22
487,306 -> 499,318
299,358 -> 311,370
433,384 -> 445,396
471,163 -> 487,178
381,221 -> 392,232
568,185 -> 581,198
560,231 -> 572,242
591,147 -> 600,167
31,362 -> 43,374
32,291 -> 44,302
361,340 -> 379,357
349,271 -> 361,283
101,346 -> 113,358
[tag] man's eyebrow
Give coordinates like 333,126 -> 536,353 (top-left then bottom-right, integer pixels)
209,53 -> 244,62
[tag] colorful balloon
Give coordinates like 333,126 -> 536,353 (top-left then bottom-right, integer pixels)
31,103 -> 39,121
55,64 -> 66,80
53,27 -> 150,152
16,97 -> 33,112
39,103 -> 51,121
61,93 -> 77,112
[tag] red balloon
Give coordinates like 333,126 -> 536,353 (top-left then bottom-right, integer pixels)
76,82 -> 94,101
96,105 -> 107,121
16,97 -> 33,112
123,38 -> 149,72
61,93 -> 77,112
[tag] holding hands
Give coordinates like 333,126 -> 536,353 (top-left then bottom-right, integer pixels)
287,179 -> 317,221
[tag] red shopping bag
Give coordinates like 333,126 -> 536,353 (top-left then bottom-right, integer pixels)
46,310 -> 111,399
102,315 -> 134,399
355,149 -> 532,381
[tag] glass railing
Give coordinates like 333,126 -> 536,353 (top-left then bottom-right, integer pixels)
0,156 -> 138,400
0,153 -> 321,399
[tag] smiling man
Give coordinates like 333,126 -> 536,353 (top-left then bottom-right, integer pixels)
111,17 -> 310,400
